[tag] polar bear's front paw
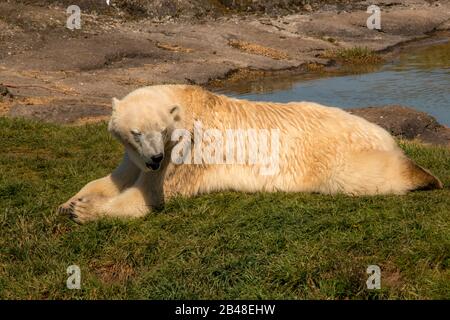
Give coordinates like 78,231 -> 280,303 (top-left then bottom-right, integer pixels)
67,197 -> 103,224
58,201 -> 73,216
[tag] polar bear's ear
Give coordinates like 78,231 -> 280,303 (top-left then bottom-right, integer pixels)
111,97 -> 120,113
169,105 -> 181,122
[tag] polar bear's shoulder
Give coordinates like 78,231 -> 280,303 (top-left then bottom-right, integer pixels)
122,84 -> 191,99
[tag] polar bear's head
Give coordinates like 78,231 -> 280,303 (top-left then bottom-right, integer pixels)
108,89 -> 182,172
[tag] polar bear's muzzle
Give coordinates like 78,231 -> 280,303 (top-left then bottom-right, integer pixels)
145,152 -> 164,171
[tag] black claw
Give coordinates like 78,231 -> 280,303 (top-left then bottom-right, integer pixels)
59,207 -> 67,215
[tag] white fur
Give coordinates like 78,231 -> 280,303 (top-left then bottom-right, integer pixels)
59,85 -> 442,223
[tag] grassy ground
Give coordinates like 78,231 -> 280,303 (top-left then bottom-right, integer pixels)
0,117 -> 449,299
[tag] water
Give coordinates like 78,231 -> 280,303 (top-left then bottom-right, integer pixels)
218,36 -> 450,126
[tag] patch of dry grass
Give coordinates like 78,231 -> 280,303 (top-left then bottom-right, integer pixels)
228,39 -> 289,60
156,42 -> 194,53
321,47 -> 383,64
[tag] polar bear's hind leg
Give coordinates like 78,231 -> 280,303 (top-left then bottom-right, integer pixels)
403,158 -> 443,191
331,149 -> 443,195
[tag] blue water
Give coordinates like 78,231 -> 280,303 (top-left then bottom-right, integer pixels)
220,38 -> 450,126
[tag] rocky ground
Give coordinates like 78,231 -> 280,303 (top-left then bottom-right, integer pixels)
349,106 -> 450,146
0,0 -> 449,145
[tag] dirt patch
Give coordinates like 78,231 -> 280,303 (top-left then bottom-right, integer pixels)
378,262 -> 405,291
1,96 -> 57,116
8,101 -> 111,124
91,260 -> 135,284
74,115 -> 110,125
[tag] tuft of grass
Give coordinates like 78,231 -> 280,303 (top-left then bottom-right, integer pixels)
322,47 -> 383,64
305,62 -> 325,72
0,117 -> 449,299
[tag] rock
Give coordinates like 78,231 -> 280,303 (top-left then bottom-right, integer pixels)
349,105 -> 450,146
8,101 -> 110,124
303,4 -> 313,12
0,85 -> 13,101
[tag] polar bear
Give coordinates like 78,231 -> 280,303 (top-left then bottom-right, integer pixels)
59,85 -> 443,223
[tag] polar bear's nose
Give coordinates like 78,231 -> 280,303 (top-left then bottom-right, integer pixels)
151,153 -> 164,163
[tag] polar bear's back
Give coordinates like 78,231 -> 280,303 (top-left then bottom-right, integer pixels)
135,84 -> 396,152
184,86 -> 397,152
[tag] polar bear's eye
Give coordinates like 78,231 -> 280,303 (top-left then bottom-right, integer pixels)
131,130 -> 141,136
131,130 -> 142,143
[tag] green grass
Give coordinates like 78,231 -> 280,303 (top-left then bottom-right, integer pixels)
0,117 -> 449,299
